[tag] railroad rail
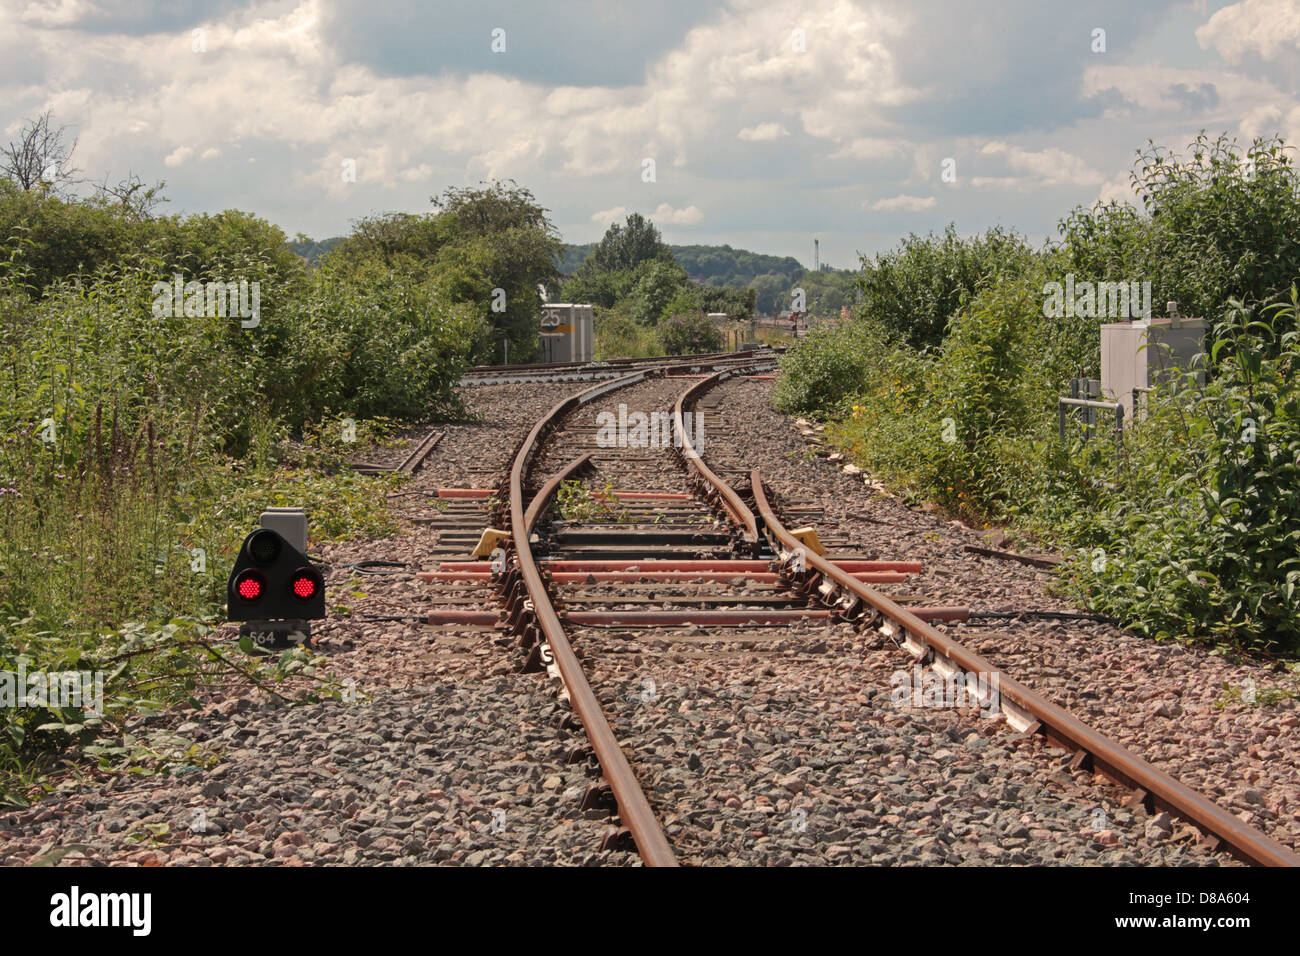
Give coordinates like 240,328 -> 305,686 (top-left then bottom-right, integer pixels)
350,429 -> 444,475
443,358 -> 1297,867
498,366 -> 680,865
749,472 -> 1300,868
458,348 -> 778,386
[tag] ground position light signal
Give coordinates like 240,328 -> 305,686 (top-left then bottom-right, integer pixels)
227,526 -> 325,648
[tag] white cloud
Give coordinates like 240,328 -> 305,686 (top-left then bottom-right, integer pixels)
833,137 -> 907,160
0,0 -> 922,215
977,141 -> 1102,187
164,145 -> 193,167
1197,0 -> 1300,63
1239,102 -> 1300,142
398,163 -> 432,182
1098,176 -> 1139,206
652,202 -> 703,225
738,122 -> 789,141
2,0 -> 1283,266
867,193 -> 936,211
17,0 -> 101,27
1082,62 -> 1275,116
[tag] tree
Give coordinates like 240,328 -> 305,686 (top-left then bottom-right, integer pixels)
1128,132 -> 1300,323
433,179 -> 557,238
326,212 -> 451,273
1,111 -> 80,193
855,224 -> 1035,348
320,182 -> 563,363
431,180 -> 562,362
560,268 -> 635,308
588,213 -> 672,273
751,273 -> 788,314
94,172 -> 168,220
626,258 -> 691,325
791,269 -> 856,319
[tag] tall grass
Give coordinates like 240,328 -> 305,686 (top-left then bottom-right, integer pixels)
0,247 -> 477,802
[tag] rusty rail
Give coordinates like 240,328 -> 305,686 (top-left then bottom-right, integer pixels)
750,469 -> 1300,868
672,364 -> 774,544
524,453 -> 592,532
351,429 -> 443,475
502,367 -> 678,866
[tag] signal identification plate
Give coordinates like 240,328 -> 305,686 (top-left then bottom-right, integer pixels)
239,620 -> 311,651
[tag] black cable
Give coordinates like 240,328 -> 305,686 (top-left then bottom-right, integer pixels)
338,560 -> 410,574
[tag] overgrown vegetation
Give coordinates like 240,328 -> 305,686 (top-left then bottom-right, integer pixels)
659,310 -> 724,355
855,223 -> 1037,350
779,132 -> 1300,655
0,116 -> 555,798
556,478 -> 629,522
560,236 -> 808,313
566,213 -> 754,357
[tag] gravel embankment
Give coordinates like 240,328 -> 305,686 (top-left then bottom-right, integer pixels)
1,381 -> 636,867
519,371 -> 1226,864
701,375 -> 1299,852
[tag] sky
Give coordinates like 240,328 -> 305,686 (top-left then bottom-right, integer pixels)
3,0 -> 1300,268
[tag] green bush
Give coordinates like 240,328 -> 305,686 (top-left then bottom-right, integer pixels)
773,319 -> 891,418
797,132 -> 1300,654
1059,296 -> 1300,652
855,224 -> 1036,349
658,310 -> 723,355
828,273 -> 1060,521
295,257 -> 482,423
594,307 -> 659,360
1132,133 -> 1300,324
1056,133 -> 1300,335
0,236 -> 476,798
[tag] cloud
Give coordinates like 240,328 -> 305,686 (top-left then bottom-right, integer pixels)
977,141 -> 1102,187
1083,62 -> 1278,116
589,202 -> 699,227
652,202 -> 702,225
0,0 -> 1274,268
1165,82 -> 1220,111
1239,102 -> 1300,142
1098,176 -> 1139,205
17,0 -> 103,27
833,137 -> 907,160
1197,0 -> 1300,63
738,122 -> 789,141
867,194 -> 936,211
399,163 -> 432,182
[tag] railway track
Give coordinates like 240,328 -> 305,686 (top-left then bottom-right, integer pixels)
350,429 -> 445,475
418,361 -> 1300,866
457,348 -> 778,386
2,354 -> 1293,871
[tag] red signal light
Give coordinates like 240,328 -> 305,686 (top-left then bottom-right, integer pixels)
234,570 -> 266,602
290,568 -> 322,601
